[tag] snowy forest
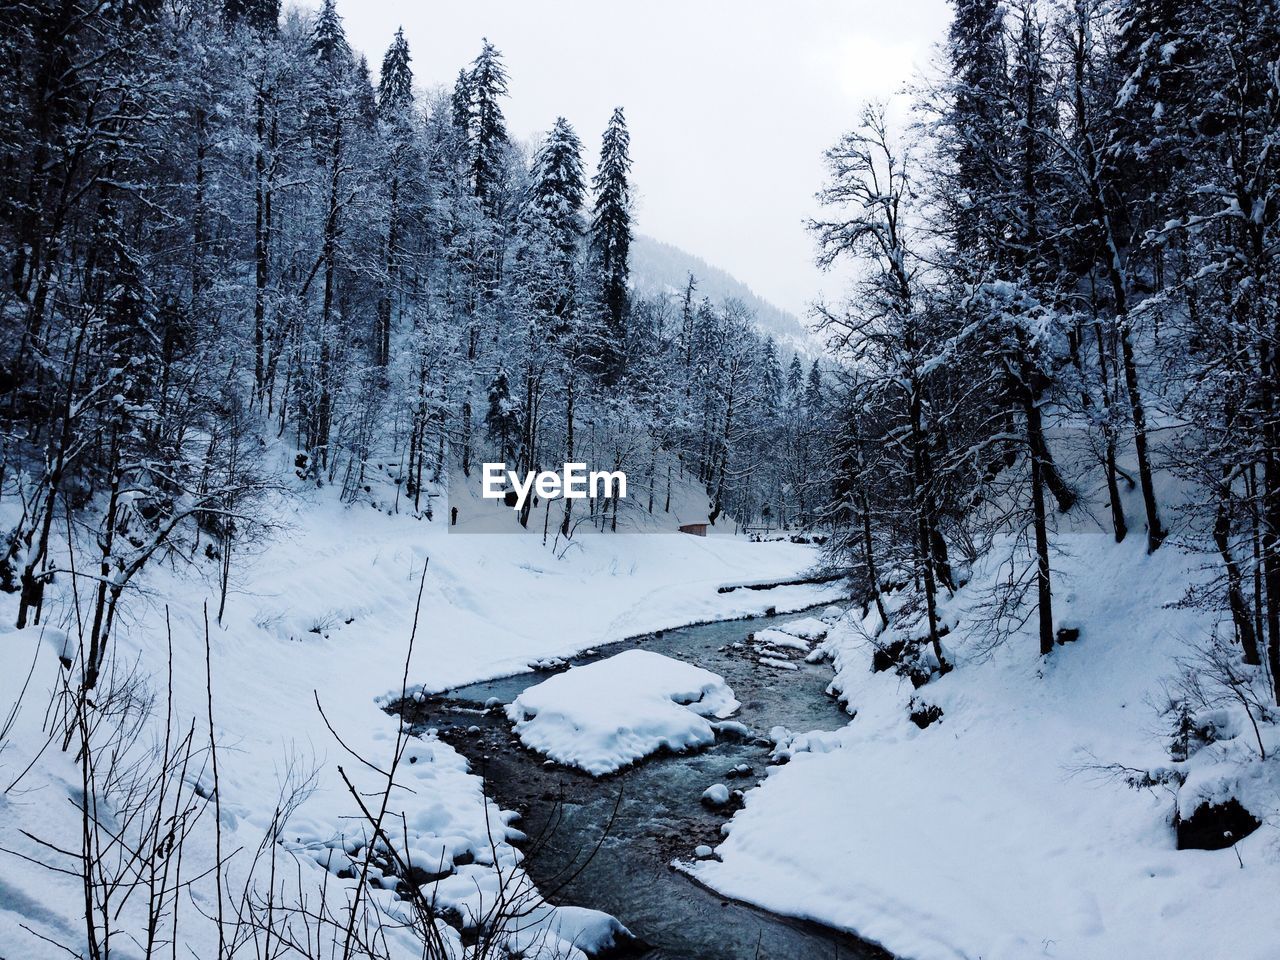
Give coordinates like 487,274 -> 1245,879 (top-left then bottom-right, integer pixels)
1,0 -> 1279,958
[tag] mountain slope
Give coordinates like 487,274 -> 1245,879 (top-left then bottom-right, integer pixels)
630,235 -> 820,357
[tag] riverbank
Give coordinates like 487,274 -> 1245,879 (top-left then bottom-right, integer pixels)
404,610 -> 891,959
693,534 -> 1280,960
0,493 -> 842,959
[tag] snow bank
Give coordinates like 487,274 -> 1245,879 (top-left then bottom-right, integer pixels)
0,483 -> 824,959
506,649 -> 740,775
773,616 -> 829,641
693,535 -> 1280,960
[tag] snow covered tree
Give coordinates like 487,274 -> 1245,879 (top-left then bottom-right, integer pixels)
590,107 -> 633,378
467,39 -> 510,216
945,0 -> 1008,265
224,0 -> 279,34
811,106 -> 953,674
309,0 -> 348,66
377,26 -> 413,119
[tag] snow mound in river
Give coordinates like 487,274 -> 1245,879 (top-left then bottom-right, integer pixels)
506,649 -> 740,775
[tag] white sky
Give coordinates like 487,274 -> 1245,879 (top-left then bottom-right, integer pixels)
335,0 -> 951,319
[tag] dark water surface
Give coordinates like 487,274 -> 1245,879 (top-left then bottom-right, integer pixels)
401,609 -> 892,960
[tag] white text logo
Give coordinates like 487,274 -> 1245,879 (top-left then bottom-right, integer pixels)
481,462 -> 627,511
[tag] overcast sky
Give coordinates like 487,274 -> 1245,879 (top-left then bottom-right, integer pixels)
335,0 -> 951,319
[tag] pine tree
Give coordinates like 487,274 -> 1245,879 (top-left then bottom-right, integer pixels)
1006,0 -> 1055,275
1113,0 -> 1198,222
375,27 -> 418,366
309,0 -> 349,67
304,0 -> 355,466
378,27 -> 413,120
590,106 -> 632,376
524,117 -> 586,345
529,117 -> 586,259
450,68 -> 472,138
945,0 -> 1007,263
760,339 -> 783,415
786,354 -> 804,401
468,39 -> 509,214
805,360 -> 823,412
354,54 -> 377,126
485,366 -> 519,462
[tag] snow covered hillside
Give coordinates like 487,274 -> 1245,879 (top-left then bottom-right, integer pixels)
0,487 -> 839,959
630,234 -> 821,357
691,533 -> 1280,960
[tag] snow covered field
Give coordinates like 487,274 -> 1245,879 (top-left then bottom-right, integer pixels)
0,491 -> 838,959
5,483 -> 1278,960
692,535 -> 1280,960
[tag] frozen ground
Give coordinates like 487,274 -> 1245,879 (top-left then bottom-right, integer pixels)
0,486 -> 838,959
692,535 -> 1280,960
507,649 -> 740,775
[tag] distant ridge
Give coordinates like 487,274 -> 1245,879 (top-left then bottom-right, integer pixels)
630,234 -> 821,357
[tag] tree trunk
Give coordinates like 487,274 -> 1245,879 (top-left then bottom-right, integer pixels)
376,176 -> 398,367
253,83 -> 270,400
560,376 -> 574,537
1213,468 -> 1260,665
910,384 -> 949,672
1025,392 -> 1055,655
859,491 -> 889,631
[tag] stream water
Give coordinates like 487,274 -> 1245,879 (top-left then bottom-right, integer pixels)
400,609 -> 892,960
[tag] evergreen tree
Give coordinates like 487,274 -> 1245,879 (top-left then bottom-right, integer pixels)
468,39 -> 509,214
354,54 -> 377,126
786,354 -> 804,401
523,117 -> 586,344
760,339 -> 783,415
805,360 -> 823,412
485,366 -> 520,462
378,26 -> 413,119
309,0 -> 349,67
529,117 -> 586,258
450,68 -> 472,138
590,106 -> 633,375
945,0 -> 1007,263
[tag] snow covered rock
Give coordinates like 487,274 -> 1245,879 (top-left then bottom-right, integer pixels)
505,649 -> 740,776
701,783 -> 731,807
504,904 -> 636,959
750,628 -> 811,651
777,616 -> 829,641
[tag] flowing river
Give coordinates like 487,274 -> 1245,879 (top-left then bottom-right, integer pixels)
400,609 -> 892,960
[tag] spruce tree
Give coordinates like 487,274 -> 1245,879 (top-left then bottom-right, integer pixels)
945,0 -> 1008,263
805,360 -> 823,412
378,27 -> 413,120
450,68 -> 472,139
760,339 -> 783,415
354,54 -> 377,127
530,117 -> 586,259
786,354 -> 804,401
309,0 -> 349,67
590,106 -> 632,376
486,366 -> 519,462
375,28 -> 417,366
468,39 -> 509,214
